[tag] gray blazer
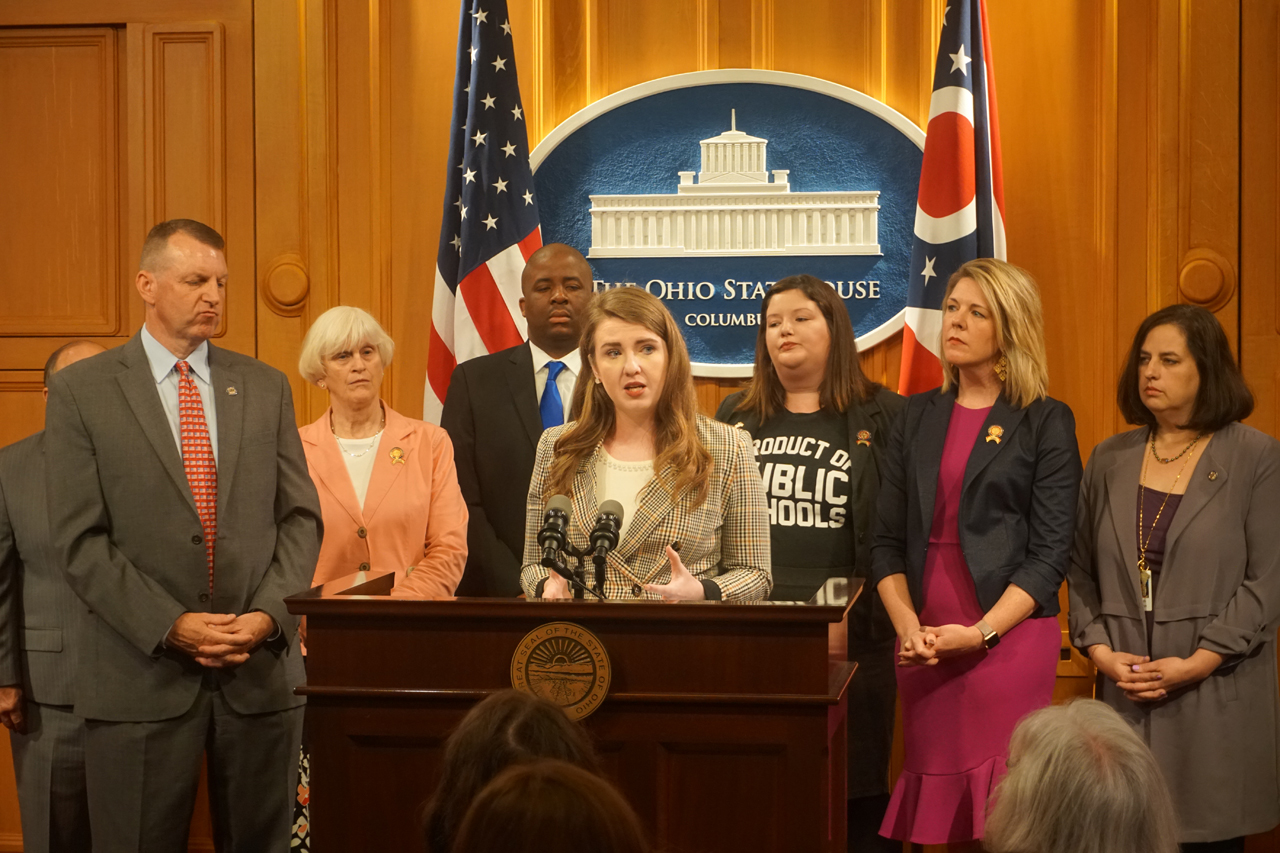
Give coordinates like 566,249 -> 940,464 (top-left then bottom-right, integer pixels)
1069,423 -> 1280,842
45,334 -> 323,723
0,432 -> 81,705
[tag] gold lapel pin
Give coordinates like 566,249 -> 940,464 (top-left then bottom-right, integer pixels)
226,386 -> 238,396
856,429 -> 872,447
389,447 -> 406,465
986,425 -> 1004,444
1208,471 -> 1218,481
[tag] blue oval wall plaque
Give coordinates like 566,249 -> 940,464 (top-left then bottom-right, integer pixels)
531,70 -> 924,378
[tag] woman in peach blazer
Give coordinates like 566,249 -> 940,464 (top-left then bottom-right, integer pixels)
297,306 -> 467,598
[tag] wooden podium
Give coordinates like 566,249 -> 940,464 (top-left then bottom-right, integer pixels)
286,573 -> 859,853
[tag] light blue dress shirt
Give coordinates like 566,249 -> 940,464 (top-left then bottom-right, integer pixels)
140,325 -> 219,467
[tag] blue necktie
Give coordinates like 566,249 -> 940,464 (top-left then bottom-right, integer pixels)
540,361 -> 567,429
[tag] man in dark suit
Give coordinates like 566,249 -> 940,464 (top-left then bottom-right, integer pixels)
441,243 -> 594,597
0,339 -> 105,853
45,219 -> 323,852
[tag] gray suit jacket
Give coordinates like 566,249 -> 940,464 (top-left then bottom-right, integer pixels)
1069,423 -> 1280,841
45,334 -> 323,723
0,432 -> 80,706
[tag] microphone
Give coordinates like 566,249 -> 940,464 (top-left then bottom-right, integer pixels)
589,500 -> 624,560
538,495 -> 572,567
544,555 -> 604,600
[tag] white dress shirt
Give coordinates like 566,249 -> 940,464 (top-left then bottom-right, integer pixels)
140,324 -> 220,466
528,341 -> 582,411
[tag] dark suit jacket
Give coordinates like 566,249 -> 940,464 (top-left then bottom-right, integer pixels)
716,387 -> 905,647
0,432 -> 81,705
440,342 -> 544,597
45,334 -> 323,722
870,388 -> 1082,616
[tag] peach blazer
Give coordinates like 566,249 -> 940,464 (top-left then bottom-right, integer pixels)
300,403 -> 467,598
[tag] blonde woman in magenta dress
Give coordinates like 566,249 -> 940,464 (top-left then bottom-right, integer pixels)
870,259 -> 1082,848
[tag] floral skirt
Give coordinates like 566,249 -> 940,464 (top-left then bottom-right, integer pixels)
290,743 -> 310,849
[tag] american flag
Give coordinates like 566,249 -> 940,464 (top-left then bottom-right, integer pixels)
425,0 -> 542,422
897,0 -> 1006,395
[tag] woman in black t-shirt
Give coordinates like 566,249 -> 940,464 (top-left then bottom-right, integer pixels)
715,273 -> 903,853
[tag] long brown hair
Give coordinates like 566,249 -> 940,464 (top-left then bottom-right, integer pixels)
737,274 -> 879,420
453,759 -> 650,853
549,287 -> 712,507
420,691 -> 599,853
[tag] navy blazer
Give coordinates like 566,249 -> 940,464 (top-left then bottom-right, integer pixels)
870,388 -> 1082,616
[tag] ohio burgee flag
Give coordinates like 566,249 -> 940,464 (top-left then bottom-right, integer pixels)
898,0 -> 1006,394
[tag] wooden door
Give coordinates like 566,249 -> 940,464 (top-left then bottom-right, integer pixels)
0,3 -> 255,848
0,2 -> 255,450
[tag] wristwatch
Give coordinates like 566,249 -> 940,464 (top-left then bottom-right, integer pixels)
975,619 -> 1000,650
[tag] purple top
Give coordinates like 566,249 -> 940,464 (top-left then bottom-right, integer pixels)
1138,486 -> 1182,638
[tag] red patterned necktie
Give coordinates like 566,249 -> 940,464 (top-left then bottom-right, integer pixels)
177,360 -> 217,594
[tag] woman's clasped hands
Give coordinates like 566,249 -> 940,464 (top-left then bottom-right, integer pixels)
1089,645 -> 1223,702
897,623 -> 989,666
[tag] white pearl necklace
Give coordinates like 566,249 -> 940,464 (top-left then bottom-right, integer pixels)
335,431 -> 382,458
330,408 -> 386,458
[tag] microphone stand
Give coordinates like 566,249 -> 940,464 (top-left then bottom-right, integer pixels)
592,550 -> 607,598
542,544 -> 607,600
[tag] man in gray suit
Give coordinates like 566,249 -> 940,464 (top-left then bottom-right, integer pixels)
45,219 -> 323,852
0,339 -> 105,853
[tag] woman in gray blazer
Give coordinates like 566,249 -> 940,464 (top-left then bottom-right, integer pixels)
1069,305 -> 1280,852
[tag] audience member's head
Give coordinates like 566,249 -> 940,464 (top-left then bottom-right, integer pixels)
985,699 -> 1178,853
421,690 -> 599,853
453,759 -> 649,853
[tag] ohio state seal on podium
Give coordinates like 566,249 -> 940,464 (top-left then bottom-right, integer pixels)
511,622 -> 612,720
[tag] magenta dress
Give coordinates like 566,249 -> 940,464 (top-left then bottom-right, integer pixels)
879,403 -> 1061,844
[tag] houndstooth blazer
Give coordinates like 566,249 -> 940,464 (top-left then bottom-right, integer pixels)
520,414 -> 772,602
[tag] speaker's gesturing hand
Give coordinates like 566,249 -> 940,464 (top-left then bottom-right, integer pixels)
644,545 -> 706,602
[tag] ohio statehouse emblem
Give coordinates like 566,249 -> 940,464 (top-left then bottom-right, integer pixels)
510,622 -> 611,720
532,70 -> 925,377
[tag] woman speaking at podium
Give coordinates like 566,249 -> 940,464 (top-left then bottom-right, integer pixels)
518,287 -> 771,602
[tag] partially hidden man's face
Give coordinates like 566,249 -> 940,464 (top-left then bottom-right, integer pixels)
519,250 -> 594,354
138,232 -> 227,346
42,342 -> 107,402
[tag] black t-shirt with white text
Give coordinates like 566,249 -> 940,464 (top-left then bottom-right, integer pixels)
751,408 -> 854,601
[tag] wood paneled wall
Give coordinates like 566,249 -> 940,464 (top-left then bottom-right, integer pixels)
0,0 -> 1276,851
